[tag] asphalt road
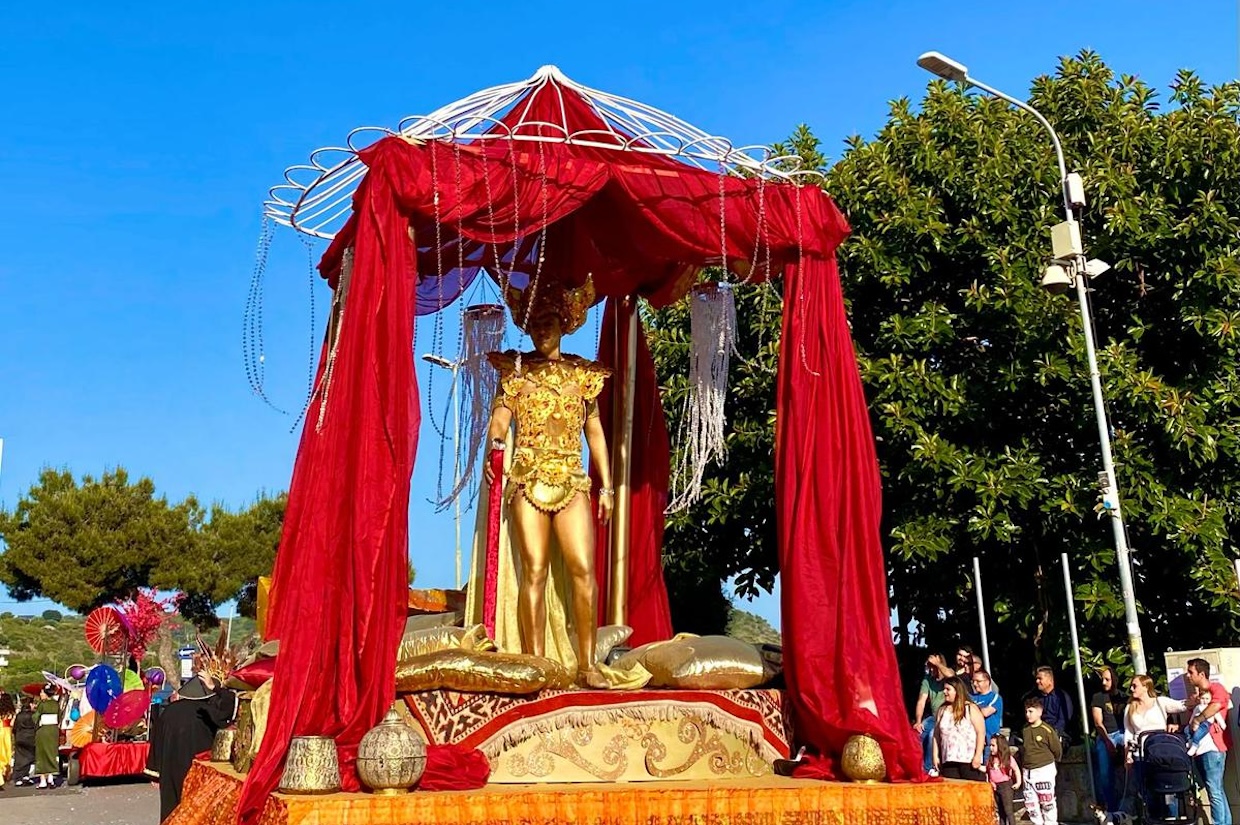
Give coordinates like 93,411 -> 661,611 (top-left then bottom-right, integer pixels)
0,778 -> 159,825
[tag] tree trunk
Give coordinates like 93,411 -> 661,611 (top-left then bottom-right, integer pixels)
157,621 -> 181,690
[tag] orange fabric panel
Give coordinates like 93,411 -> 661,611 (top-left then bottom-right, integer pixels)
169,761 -> 994,825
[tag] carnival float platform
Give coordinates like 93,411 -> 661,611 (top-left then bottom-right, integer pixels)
212,63 -> 988,825
169,760 -> 994,825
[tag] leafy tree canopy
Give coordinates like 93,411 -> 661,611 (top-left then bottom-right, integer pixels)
649,52 -> 1240,679
0,468 -> 197,615
0,468 -> 285,629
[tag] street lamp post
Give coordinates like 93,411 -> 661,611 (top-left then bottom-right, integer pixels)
916,52 -> 1148,673
422,353 -> 463,590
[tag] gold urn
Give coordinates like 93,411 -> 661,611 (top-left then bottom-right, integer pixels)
356,706 -> 427,795
279,736 -> 342,794
210,728 -> 237,762
840,733 -> 886,783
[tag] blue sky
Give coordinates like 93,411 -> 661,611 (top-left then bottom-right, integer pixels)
0,2 -> 1236,625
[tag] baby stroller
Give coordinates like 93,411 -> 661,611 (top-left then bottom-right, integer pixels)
1135,731 -> 1199,824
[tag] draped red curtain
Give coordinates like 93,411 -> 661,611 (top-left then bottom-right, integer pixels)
776,251 -> 924,781
592,300 -> 674,646
241,126 -> 920,822
237,156 -> 421,823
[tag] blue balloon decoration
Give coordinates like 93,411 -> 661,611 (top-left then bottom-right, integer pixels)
69,705 -> 81,722
85,664 -> 122,713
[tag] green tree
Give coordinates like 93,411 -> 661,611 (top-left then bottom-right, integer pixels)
157,493 -> 286,627
0,468 -> 199,614
649,53 -> 1240,677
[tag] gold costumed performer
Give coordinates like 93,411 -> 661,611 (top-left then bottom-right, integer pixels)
479,276 -> 615,686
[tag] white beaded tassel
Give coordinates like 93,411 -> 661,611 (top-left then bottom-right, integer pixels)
667,283 -> 737,513
437,304 -> 506,509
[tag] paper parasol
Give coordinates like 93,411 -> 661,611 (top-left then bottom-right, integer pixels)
103,690 -> 150,729
85,664 -> 122,713
21,683 -> 43,696
42,671 -> 75,693
84,606 -> 129,654
68,711 -> 96,748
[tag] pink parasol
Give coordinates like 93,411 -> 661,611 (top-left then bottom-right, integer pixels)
103,689 -> 151,729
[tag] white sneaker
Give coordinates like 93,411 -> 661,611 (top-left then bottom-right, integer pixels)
928,767 -> 940,778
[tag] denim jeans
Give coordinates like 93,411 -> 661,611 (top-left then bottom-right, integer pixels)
1196,751 -> 1231,825
920,716 -> 936,772
1092,731 -> 1125,810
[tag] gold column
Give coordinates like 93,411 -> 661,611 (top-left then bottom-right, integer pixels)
607,295 -> 639,626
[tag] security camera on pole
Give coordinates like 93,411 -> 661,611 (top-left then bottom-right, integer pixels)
917,51 -> 1148,673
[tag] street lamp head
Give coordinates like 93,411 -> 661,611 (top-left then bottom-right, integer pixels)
1083,259 -> 1112,279
1041,263 -> 1073,295
917,51 -> 969,83
421,353 -> 455,370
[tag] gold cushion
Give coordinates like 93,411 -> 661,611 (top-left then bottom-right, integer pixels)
617,635 -> 768,690
397,623 -> 493,664
396,649 -> 570,695
595,625 -> 633,662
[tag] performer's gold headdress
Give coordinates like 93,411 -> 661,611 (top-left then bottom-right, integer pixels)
505,275 -> 595,334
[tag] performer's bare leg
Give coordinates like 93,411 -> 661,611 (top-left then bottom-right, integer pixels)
510,494 -> 552,658
552,491 -> 598,673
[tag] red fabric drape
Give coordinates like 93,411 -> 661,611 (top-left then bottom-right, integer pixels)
483,448 -> 505,638
420,744 -> 491,790
775,249 -> 924,781
237,147 -> 422,823
592,300 -> 674,646
80,742 -> 149,778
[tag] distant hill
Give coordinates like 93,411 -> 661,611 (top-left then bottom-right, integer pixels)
0,611 -> 262,693
0,612 -> 96,693
726,606 -> 781,646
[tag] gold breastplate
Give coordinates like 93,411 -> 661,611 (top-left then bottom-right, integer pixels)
489,352 -> 610,512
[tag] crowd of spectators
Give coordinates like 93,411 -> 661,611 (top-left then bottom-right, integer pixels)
911,647 -> 1232,825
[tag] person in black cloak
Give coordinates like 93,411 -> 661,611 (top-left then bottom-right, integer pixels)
155,674 -> 238,821
12,695 -> 38,787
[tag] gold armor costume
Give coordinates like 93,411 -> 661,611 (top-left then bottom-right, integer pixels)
488,350 -> 610,513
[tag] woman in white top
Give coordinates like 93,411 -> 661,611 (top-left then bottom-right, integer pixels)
932,676 -> 987,780
1123,674 -> 1186,761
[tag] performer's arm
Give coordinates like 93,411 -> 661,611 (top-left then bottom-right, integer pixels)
583,408 -> 613,523
484,406 -> 512,485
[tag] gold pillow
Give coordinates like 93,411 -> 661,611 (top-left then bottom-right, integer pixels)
397,623 -> 493,664
396,649 -> 567,694
621,635 -> 768,690
594,624 -> 633,662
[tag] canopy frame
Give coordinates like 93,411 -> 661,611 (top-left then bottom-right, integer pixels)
265,65 -> 824,240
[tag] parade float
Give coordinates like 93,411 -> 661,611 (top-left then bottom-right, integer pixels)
168,66 -> 992,825
53,598 -> 167,784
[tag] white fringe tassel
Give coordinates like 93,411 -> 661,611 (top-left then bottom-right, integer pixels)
437,304 -> 505,509
667,284 -> 737,514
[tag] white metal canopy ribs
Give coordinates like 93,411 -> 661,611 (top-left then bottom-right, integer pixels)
265,65 -> 822,240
